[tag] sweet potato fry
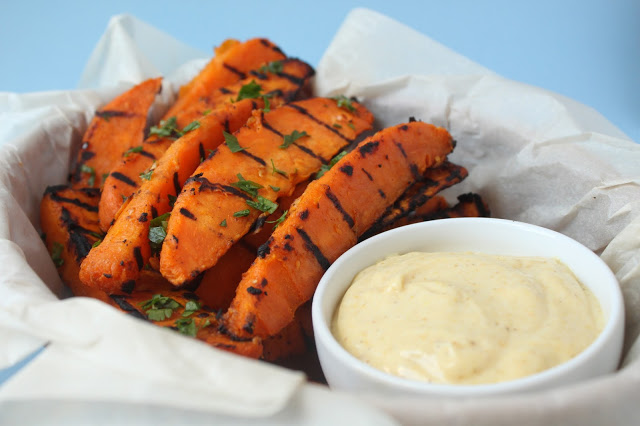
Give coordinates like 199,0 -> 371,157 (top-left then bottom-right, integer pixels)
359,160 -> 468,240
98,39 -> 291,231
71,78 -> 162,188
159,97 -> 375,285
40,185 -> 108,302
224,120 -> 454,338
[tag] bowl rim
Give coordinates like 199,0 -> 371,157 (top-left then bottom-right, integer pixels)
312,217 -> 625,397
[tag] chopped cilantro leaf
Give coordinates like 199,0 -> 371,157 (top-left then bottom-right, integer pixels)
149,117 -> 181,139
270,159 -> 287,177
80,164 -> 96,186
182,120 -> 200,133
316,151 -> 347,179
123,146 -> 144,157
266,210 -> 288,228
280,130 -> 308,149
51,242 -> 64,266
182,300 -> 201,317
332,95 -> 356,112
149,212 -> 171,255
262,95 -> 271,112
259,60 -> 283,74
236,80 -> 262,101
220,219 -> 227,227
223,131 -> 244,152
139,169 -> 153,181
269,185 -> 280,192
139,294 -> 181,321
233,209 -> 251,217
246,196 -> 278,214
231,174 -> 263,197
175,318 -> 197,337
91,239 -> 102,249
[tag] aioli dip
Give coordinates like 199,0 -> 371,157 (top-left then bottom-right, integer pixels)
331,252 -> 604,385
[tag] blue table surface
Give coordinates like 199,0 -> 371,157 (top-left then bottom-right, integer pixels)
0,0 -> 638,382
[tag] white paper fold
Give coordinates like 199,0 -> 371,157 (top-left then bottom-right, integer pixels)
0,7 -> 639,425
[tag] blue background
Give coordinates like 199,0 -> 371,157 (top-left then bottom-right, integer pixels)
0,0 -> 638,382
1,0 -> 638,142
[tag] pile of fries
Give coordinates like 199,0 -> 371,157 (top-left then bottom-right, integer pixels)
40,38 -> 489,362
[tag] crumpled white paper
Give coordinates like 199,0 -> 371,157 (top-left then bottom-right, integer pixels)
0,7 -> 639,426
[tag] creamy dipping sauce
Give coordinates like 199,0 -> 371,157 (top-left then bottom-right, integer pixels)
331,252 -> 604,385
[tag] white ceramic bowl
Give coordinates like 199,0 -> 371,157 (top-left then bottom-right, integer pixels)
312,217 -> 625,398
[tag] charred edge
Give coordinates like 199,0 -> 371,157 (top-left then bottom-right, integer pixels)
133,246 -> 143,270
458,193 -> 491,217
48,193 -> 99,213
179,207 -> 197,220
296,228 -> 331,271
217,323 -> 255,342
361,168 -> 374,181
243,316 -> 255,335
409,116 -> 417,123
409,163 -> 422,182
251,100 -> 258,111
286,103 -> 353,143
78,187 -> 101,198
257,237 -> 273,258
358,140 -> 380,158
110,172 -> 137,187
121,280 -> 135,294
219,87 -> 233,95
339,164 -> 353,176
60,208 -> 95,261
223,63 -> 246,79
325,187 -> 355,228
185,175 -> 252,200
223,119 -> 231,133
139,150 -> 156,160
138,212 -> 148,222
198,143 -> 205,162
237,149 -> 266,167
247,286 -> 262,295
43,184 -> 71,195
173,171 -> 181,196
275,70 -> 304,87
151,205 -> 158,218
399,124 -> 409,131
95,110 -> 133,120
248,70 -> 268,80
248,215 -> 266,234
110,295 -> 147,320
181,272 -> 205,292
80,151 -> 95,161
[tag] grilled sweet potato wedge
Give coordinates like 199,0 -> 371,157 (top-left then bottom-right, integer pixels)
98,39 -> 291,231
71,77 -> 162,188
159,97 -> 375,285
40,185 -> 108,302
224,120 -> 454,338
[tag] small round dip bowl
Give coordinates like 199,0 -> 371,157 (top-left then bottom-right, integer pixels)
312,217 -> 624,398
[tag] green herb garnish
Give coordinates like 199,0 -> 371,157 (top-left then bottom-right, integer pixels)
149,117 -> 181,139
220,219 -> 227,227
148,212 -> 171,255
280,130 -> 308,149
182,300 -> 201,317
182,120 -> 200,133
91,239 -> 102,248
175,318 -> 197,337
266,210 -> 288,228
139,169 -> 153,181
51,242 -> 64,267
259,60 -> 283,74
80,164 -> 96,186
246,196 -> 278,214
139,294 -> 181,321
233,209 -> 251,217
316,150 -> 347,179
123,146 -> 144,158
270,159 -> 287,177
223,131 -> 244,152
269,185 -> 280,192
332,95 -> 356,112
231,174 -> 263,197
236,80 -> 262,101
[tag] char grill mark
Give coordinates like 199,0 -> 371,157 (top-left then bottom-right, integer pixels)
110,172 -> 138,187
60,207 -> 94,261
186,174 -> 252,200
223,63 -> 246,79
110,295 -> 147,320
325,186 -> 355,228
295,228 -> 330,271
286,103 -> 353,143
